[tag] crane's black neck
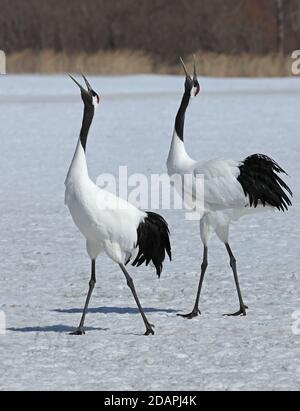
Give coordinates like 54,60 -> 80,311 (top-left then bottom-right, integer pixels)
175,90 -> 191,142
80,105 -> 95,152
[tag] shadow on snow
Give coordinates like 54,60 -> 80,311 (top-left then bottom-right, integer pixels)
53,306 -> 178,315
7,324 -> 108,333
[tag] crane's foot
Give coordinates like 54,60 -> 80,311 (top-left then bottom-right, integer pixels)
69,327 -> 85,335
177,308 -> 201,319
224,304 -> 248,317
144,324 -> 155,336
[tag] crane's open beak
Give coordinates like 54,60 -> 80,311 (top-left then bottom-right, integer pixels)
180,55 -> 198,81
179,57 -> 190,78
179,56 -> 200,96
69,74 -> 100,106
81,73 -> 92,92
69,73 -> 93,94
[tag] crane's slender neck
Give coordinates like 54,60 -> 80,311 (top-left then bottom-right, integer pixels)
175,90 -> 191,142
80,104 -> 95,151
167,89 -> 196,174
65,103 -> 95,184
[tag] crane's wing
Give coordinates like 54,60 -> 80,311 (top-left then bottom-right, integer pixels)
192,158 -> 247,211
192,155 -> 292,212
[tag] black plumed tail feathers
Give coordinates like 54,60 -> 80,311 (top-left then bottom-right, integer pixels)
238,154 -> 292,211
131,212 -> 171,277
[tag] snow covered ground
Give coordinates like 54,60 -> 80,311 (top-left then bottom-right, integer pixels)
0,74 -> 299,391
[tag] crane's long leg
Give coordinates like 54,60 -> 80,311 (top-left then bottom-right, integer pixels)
70,259 -> 96,335
119,264 -> 154,336
224,243 -> 248,316
178,246 -> 208,319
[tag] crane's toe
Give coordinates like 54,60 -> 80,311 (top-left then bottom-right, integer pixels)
144,325 -> 155,336
223,305 -> 248,317
69,327 -> 86,335
177,308 -> 201,319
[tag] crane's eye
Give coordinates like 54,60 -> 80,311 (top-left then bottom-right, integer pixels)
92,91 -> 100,104
194,83 -> 200,96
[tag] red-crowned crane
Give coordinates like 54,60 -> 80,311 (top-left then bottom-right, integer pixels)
167,58 -> 292,318
65,75 -> 171,335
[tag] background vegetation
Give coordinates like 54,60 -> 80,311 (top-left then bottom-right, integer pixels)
1,0 -> 299,75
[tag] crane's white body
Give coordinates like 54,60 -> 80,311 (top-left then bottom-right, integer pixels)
65,139 -> 145,263
167,130 -> 268,244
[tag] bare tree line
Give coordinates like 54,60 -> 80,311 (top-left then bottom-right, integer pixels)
0,0 -> 299,60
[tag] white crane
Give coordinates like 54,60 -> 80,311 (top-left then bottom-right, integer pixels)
65,74 -> 171,335
167,58 -> 292,318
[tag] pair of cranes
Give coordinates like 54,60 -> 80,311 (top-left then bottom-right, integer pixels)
65,60 -> 292,336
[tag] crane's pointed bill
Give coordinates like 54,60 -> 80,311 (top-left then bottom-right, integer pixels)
193,54 -> 197,80
179,57 -> 189,78
68,74 -> 84,90
81,73 -> 92,92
